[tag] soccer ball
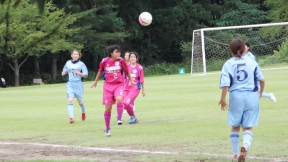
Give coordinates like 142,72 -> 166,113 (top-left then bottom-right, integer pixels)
139,12 -> 152,26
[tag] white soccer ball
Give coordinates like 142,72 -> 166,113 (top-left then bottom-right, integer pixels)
139,12 -> 152,26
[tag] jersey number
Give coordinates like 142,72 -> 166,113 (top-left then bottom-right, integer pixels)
236,63 -> 248,81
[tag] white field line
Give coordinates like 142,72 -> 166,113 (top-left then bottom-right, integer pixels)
192,66 -> 288,76
0,142 -> 286,161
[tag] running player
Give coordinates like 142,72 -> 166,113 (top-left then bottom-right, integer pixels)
218,39 -> 265,161
123,52 -> 145,124
62,50 -> 88,124
90,45 -> 135,136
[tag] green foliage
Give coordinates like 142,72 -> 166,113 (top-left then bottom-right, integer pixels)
258,39 -> 288,66
0,0 -> 81,86
265,0 -> 288,22
144,62 -> 190,76
215,0 -> 268,26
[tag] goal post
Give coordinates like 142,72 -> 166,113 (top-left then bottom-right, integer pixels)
191,22 -> 288,75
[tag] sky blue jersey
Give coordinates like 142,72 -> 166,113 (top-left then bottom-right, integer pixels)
219,56 -> 264,92
63,60 -> 88,81
245,51 -> 256,61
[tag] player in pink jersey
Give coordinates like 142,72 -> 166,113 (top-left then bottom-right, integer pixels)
123,51 -> 145,124
122,51 -> 130,114
90,44 -> 135,136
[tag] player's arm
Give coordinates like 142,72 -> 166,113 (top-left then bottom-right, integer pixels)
90,62 -> 103,88
141,82 -> 145,96
259,79 -> 265,99
122,61 -> 136,86
218,86 -> 228,111
140,66 -> 145,96
61,63 -> 68,76
61,70 -> 67,76
74,64 -> 88,78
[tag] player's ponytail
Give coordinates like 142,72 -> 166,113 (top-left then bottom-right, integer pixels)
229,39 -> 245,58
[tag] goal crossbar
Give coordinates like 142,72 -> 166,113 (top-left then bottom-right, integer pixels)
191,21 -> 288,75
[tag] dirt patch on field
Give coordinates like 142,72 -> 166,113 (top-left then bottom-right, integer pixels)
0,142 -> 141,161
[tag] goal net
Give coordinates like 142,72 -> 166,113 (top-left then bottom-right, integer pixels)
191,22 -> 288,75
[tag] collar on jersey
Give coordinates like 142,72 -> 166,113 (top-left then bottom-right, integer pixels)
71,59 -> 79,64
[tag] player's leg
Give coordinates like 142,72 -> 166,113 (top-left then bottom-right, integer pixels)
230,126 -> 240,160
114,85 -> 124,125
228,91 -> 245,159
239,91 -> 259,162
122,90 -> 128,114
68,98 -> 75,123
262,92 -> 276,103
123,90 -> 140,124
104,105 -> 112,136
103,83 -> 115,136
75,81 -> 86,121
66,82 -> 75,123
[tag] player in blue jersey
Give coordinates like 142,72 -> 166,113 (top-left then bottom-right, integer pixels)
244,42 -> 276,102
62,50 -> 88,124
218,39 -> 265,162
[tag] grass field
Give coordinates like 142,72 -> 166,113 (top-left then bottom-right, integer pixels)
0,67 -> 288,162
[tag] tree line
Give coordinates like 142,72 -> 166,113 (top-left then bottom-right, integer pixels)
0,0 -> 286,86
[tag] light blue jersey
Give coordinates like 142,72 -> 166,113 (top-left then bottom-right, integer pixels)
63,60 -> 88,81
63,60 -> 88,100
219,56 -> 264,92
245,51 -> 256,61
220,56 -> 264,128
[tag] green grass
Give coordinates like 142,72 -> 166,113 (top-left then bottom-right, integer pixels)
0,67 -> 288,161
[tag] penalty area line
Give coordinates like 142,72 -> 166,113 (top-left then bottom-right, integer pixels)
0,142 -> 286,161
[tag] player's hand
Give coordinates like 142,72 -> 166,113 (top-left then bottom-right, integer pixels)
61,71 -> 67,76
73,70 -> 80,74
142,90 -> 146,97
131,80 -> 136,86
218,99 -> 228,111
90,81 -> 97,88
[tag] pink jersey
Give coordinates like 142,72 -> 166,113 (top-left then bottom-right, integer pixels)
125,63 -> 144,90
99,57 -> 129,84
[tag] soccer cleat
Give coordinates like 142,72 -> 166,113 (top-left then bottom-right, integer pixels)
269,93 -> 276,103
82,113 -> 86,121
69,118 -> 75,124
129,116 -> 138,124
117,120 -> 123,125
238,146 -> 247,162
105,128 -> 111,136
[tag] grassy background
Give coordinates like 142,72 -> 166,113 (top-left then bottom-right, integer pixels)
0,67 -> 287,161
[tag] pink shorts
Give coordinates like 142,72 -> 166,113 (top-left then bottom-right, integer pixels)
102,82 -> 124,105
123,89 -> 140,108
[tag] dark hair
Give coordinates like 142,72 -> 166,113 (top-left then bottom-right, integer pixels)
124,51 -> 130,57
129,51 -> 139,59
245,41 -> 250,48
229,39 -> 245,58
105,44 -> 121,57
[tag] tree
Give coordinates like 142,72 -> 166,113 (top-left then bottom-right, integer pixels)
53,0 -> 130,70
0,0 -> 80,86
265,0 -> 288,22
215,0 -> 268,26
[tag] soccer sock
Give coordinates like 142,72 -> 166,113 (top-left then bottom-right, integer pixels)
230,132 -> 239,156
68,103 -> 74,118
262,92 -> 271,98
80,102 -> 86,113
126,105 -> 135,117
117,102 -> 124,120
104,111 -> 111,129
243,131 -> 253,149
